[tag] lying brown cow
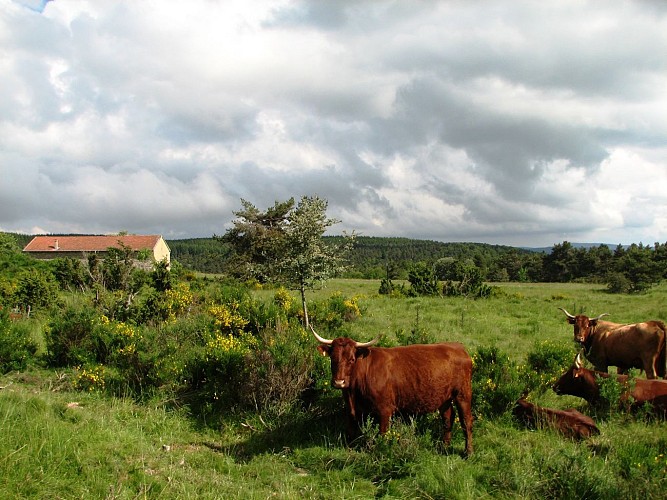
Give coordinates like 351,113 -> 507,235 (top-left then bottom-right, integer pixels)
553,350 -> 667,418
559,308 -> 667,379
312,327 -> 473,456
513,397 -> 600,440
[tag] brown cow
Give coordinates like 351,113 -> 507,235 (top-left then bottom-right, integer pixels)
312,327 -> 473,456
512,396 -> 600,440
553,351 -> 667,418
559,308 -> 667,379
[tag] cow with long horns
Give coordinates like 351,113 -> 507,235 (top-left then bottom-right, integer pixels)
559,308 -> 667,379
312,327 -> 473,456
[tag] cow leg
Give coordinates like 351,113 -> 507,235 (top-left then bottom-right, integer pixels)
644,356 -> 658,379
440,401 -> 454,446
343,391 -> 361,441
378,412 -> 391,434
455,393 -> 474,457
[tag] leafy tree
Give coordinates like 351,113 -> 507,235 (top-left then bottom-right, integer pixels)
407,262 -> 439,296
151,259 -> 172,292
277,196 -> 353,327
608,243 -> 662,293
0,233 -> 20,254
14,269 -> 58,316
224,196 -> 353,327
434,257 -> 458,281
542,241 -> 577,282
222,198 -> 294,281
52,257 -> 87,292
442,261 -> 489,298
103,243 -> 136,292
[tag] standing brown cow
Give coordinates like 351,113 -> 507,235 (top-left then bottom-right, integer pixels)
559,308 -> 667,379
312,327 -> 473,456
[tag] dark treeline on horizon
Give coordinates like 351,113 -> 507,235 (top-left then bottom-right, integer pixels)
6,233 -> 666,292
168,236 -> 667,292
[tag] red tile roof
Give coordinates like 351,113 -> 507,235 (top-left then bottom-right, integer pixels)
23,235 -> 163,253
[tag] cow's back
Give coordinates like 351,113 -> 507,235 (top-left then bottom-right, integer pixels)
356,342 -> 471,414
591,321 -> 664,369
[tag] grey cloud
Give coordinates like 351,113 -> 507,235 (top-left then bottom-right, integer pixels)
1,1 -> 665,247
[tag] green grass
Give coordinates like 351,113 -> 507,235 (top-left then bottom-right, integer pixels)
2,281 -> 667,498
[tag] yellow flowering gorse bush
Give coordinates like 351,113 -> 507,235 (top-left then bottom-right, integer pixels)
273,287 -> 293,312
74,365 -> 106,392
164,282 -> 194,321
208,302 -> 249,336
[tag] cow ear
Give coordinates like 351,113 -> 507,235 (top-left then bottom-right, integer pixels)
573,369 -> 581,378
317,345 -> 331,357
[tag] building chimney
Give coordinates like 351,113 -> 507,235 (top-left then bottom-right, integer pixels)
54,239 -> 59,251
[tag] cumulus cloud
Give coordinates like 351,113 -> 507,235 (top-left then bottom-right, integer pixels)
1,0 -> 666,246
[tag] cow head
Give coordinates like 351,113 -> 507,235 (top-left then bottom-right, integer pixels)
311,326 -> 379,389
559,308 -> 609,344
552,350 -> 600,402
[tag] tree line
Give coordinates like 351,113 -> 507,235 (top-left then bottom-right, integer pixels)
169,236 -> 667,294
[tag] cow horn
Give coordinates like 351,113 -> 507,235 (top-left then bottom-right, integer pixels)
574,349 -> 585,369
558,307 -> 575,319
590,313 -> 610,321
354,337 -> 380,348
309,325 -> 333,345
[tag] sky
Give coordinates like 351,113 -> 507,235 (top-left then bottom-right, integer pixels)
1,0 -> 666,247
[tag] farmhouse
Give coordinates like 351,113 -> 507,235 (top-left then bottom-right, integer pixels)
23,234 -> 170,270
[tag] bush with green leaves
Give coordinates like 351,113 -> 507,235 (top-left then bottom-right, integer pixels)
525,340 -> 577,391
238,320 -> 319,416
306,292 -> 365,332
0,308 -> 38,373
407,262 -> 439,296
596,371 -> 637,416
52,258 -> 88,292
350,419 -> 427,485
471,345 -> 526,419
14,269 -> 59,315
45,306 -> 100,367
378,278 -> 407,297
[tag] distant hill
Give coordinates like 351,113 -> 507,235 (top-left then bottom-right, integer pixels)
167,236 -> 534,276
523,243 -> 626,254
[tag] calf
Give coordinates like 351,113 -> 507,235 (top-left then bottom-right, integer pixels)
513,397 -> 600,440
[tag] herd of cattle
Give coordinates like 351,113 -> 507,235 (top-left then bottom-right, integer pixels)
311,308 -> 667,457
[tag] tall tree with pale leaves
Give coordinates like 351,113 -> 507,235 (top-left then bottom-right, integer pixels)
223,195 -> 354,327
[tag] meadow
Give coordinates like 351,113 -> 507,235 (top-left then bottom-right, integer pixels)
2,280 -> 667,499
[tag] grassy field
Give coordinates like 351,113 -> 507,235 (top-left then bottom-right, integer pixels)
2,281 -> 667,498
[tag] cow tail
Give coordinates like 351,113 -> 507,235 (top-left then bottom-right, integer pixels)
660,321 -> 667,379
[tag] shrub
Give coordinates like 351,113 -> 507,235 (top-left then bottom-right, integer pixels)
597,371 -> 637,416
349,419 -> 427,486
14,269 -> 59,315
45,306 -> 99,367
239,320 -> 317,416
472,346 -> 526,419
525,340 -> 577,391
0,308 -> 38,373
273,286 -> 293,312
407,263 -> 439,297
308,292 -> 365,331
